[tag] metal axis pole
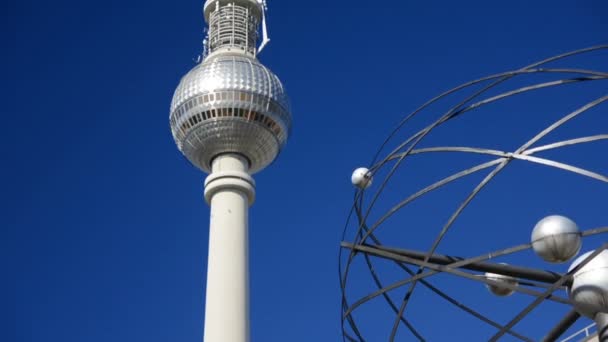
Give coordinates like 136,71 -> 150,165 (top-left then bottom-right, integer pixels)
203,154 -> 255,342
596,312 -> 608,342
542,309 -> 581,342
342,242 -> 567,285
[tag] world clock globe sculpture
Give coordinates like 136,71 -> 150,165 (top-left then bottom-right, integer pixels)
169,1 -> 291,341
340,46 -> 608,341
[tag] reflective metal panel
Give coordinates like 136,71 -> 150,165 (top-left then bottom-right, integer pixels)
170,54 -> 291,173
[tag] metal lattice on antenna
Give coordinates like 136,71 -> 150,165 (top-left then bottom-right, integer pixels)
339,46 -> 608,342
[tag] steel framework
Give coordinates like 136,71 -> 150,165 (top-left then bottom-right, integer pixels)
339,46 -> 608,342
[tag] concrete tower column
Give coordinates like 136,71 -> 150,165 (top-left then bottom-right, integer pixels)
203,153 -> 255,342
170,0 -> 291,339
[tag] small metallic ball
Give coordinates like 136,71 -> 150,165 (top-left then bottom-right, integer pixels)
351,168 -> 372,189
531,215 -> 581,263
485,270 -> 518,297
568,250 -> 608,318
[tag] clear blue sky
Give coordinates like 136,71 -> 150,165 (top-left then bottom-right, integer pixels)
4,0 -> 607,341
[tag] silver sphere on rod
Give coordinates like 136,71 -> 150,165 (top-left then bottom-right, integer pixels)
485,266 -> 519,297
351,167 -> 373,189
568,250 -> 608,319
531,215 -> 582,264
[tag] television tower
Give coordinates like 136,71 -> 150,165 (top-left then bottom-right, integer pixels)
169,0 -> 291,341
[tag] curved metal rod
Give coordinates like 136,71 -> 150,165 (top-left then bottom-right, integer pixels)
353,198 -> 426,340
416,273 -> 535,342
360,246 -> 426,341
393,146 -> 510,158
388,141 -> 608,184
514,154 -> 608,183
385,158 -> 516,341
381,134 -> 608,161
347,194 -> 426,341
339,192 -> 367,342
582,226 -> 608,236
524,135 -> 608,155
542,309 -> 581,342
534,68 -> 608,77
517,95 -> 608,152
342,226 -> 608,319
359,158 -> 504,245
387,143 -> 608,184
381,75 -> 606,165
368,69 -> 607,180
369,69 -> 607,177
367,45 -> 608,168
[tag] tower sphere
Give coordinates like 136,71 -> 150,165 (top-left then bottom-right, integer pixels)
531,215 -> 581,263
351,168 -> 373,189
485,269 -> 518,297
568,250 -> 608,318
170,54 -> 291,174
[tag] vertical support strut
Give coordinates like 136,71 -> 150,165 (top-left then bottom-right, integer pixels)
203,154 -> 255,342
541,309 -> 581,342
596,313 -> 608,342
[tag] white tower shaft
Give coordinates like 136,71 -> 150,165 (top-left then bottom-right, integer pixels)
203,154 -> 255,342
169,1 -> 290,340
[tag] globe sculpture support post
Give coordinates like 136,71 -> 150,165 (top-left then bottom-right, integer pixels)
595,313 -> 608,341
169,0 -> 292,341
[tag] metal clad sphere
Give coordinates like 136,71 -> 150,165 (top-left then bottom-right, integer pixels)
531,215 -> 581,263
485,271 -> 518,297
351,168 -> 372,189
170,54 -> 291,174
568,250 -> 608,318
